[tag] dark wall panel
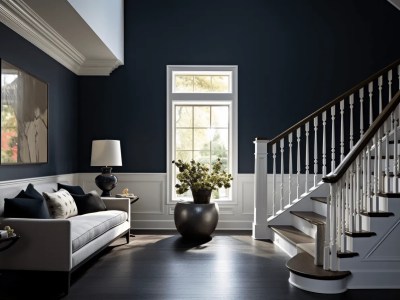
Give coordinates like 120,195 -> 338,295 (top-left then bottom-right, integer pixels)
78,0 -> 400,173
0,23 -> 79,181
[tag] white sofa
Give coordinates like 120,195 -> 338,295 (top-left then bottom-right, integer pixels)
0,181 -> 131,295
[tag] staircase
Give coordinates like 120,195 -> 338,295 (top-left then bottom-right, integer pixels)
253,59 -> 400,293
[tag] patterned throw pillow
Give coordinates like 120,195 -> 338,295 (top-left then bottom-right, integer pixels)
43,189 -> 78,219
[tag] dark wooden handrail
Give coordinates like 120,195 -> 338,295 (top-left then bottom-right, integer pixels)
323,90 -> 400,184
267,58 -> 400,145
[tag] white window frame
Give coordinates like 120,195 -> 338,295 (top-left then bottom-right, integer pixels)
166,65 -> 238,204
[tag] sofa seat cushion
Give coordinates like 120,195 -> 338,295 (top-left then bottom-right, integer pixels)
70,210 -> 128,253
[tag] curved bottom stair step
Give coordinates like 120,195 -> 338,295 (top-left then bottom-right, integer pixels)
286,252 -> 351,294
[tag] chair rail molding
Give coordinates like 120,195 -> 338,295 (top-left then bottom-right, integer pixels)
0,0 -> 123,76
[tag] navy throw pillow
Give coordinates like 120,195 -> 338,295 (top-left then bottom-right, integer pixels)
57,183 -> 85,195
24,183 -> 45,200
70,190 -> 107,215
4,197 -> 51,219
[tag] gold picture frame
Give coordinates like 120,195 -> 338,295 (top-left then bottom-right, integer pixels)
1,59 -> 48,165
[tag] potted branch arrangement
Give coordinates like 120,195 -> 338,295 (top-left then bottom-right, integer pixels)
172,158 -> 233,239
172,158 -> 233,204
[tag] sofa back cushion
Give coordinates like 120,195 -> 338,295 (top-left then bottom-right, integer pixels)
43,189 -> 78,219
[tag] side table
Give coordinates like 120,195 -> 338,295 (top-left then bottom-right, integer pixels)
115,194 -> 140,237
115,194 -> 139,204
0,235 -> 20,252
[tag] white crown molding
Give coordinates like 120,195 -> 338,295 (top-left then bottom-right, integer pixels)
0,0 -> 122,76
387,0 -> 400,10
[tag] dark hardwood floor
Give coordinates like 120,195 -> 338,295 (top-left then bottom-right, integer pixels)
1,230 -> 399,299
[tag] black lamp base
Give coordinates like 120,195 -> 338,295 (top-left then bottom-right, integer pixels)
95,167 -> 118,197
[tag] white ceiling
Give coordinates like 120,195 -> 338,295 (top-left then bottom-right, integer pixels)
0,0 -> 124,76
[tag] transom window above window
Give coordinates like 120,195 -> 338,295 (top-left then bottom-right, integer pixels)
173,71 -> 232,93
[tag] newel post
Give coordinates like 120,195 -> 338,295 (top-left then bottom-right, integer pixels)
252,138 -> 271,240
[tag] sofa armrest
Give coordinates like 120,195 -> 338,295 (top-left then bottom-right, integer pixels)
102,197 -> 131,225
0,218 -> 72,272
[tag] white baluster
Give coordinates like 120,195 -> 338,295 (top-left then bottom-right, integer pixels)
362,148 -> 368,214
349,163 -> 355,233
296,128 -> 301,200
356,155 -> 362,231
398,64 -> 400,90
305,122 -> 310,193
397,66 -> 400,121
331,106 -> 336,172
378,76 -> 383,114
272,143 -> 277,216
322,111 -> 327,176
288,133 -> 293,205
389,70 -> 394,129
368,82 -> 373,126
359,88 -> 364,137
336,180 -> 342,251
349,94 -> 354,149
280,138 -> 284,212
398,65 -> 400,90
384,117 -> 390,192
388,69 -> 393,101
340,100 -> 345,162
366,141 -> 371,218
330,183 -> 338,271
373,134 -> 379,213
324,186 -> 332,270
393,117 -> 398,195
342,171 -> 349,252
377,127 -> 383,196
337,178 -> 343,253
314,116 -> 318,187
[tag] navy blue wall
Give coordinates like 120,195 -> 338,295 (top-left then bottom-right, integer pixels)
0,23 -> 79,181
78,0 -> 400,174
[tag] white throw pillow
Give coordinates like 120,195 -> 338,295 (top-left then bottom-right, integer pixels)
43,189 -> 78,219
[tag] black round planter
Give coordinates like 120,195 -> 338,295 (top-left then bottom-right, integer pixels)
174,200 -> 219,238
191,188 -> 212,204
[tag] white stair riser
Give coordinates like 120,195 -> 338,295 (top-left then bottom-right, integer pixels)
271,231 -> 298,258
292,215 -> 317,239
288,272 -> 348,294
312,200 -> 327,217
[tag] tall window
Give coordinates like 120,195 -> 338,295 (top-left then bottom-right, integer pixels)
167,66 -> 238,203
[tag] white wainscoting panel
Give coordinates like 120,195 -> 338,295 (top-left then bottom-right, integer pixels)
79,173 -> 255,230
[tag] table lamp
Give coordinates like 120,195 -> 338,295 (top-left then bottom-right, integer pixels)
91,140 -> 122,197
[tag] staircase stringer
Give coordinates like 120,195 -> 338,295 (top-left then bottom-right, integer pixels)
267,182 -> 328,226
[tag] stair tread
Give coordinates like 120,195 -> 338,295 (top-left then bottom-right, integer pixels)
345,230 -> 376,237
370,155 -> 395,159
297,242 -> 315,257
286,252 -> 351,280
377,192 -> 400,198
360,211 -> 395,217
269,225 -> 314,245
337,251 -> 359,258
310,197 -> 327,204
291,211 -> 326,225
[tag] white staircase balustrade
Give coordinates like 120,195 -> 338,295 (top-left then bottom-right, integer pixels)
253,59 -> 400,292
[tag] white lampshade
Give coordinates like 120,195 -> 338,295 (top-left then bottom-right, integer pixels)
91,140 -> 122,167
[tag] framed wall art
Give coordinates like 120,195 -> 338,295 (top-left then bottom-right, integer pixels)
1,59 -> 48,165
